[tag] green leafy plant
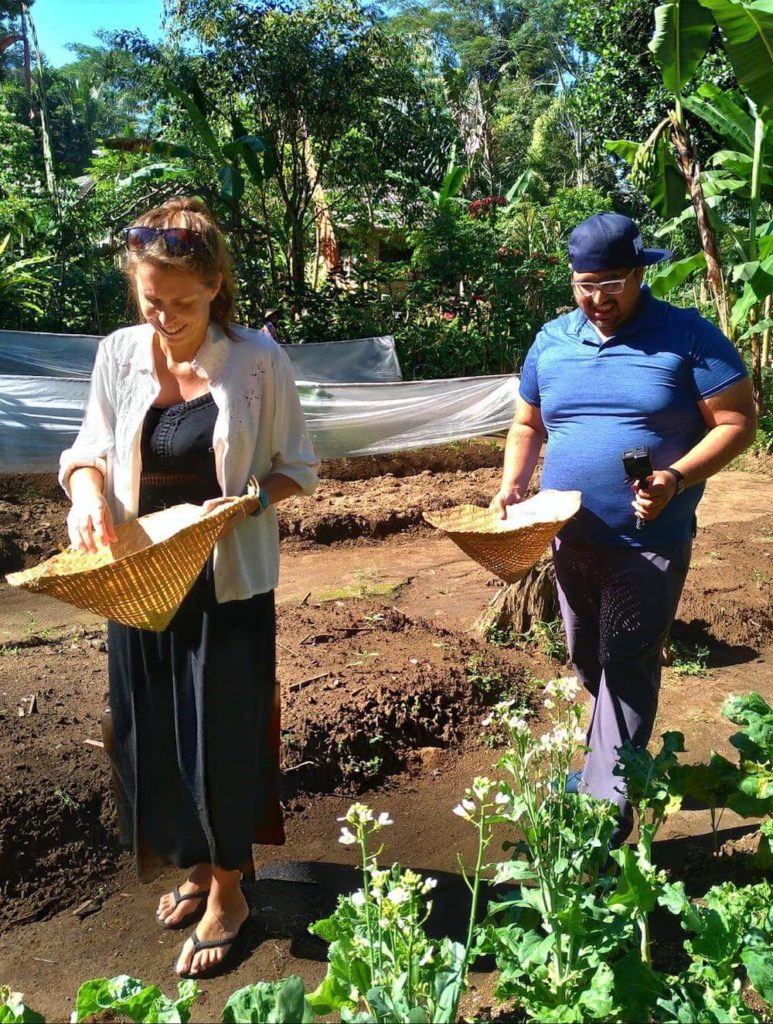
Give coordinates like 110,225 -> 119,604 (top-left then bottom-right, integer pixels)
0,988 -> 43,1024
465,656 -> 504,698
71,976 -> 198,1023
672,691 -> 773,851
308,802 -> 475,1023
222,977 -> 314,1023
671,641 -> 711,676
657,879 -> 773,1021
476,679 -> 640,1021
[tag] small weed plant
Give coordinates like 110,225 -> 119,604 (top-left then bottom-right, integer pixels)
671,641 -> 711,677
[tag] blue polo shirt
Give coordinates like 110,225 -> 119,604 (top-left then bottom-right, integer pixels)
520,286 -> 747,546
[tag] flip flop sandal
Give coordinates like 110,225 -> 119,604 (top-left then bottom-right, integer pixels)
176,924 -> 245,979
157,886 -> 210,931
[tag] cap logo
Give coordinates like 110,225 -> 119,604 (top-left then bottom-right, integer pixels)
632,234 -> 643,253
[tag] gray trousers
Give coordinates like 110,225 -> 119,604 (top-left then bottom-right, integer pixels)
552,535 -> 692,840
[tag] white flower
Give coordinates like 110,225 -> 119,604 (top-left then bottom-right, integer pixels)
494,790 -> 510,805
351,889 -> 367,908
345,802 -> 374,826
370,868 -> 390,889
555,676 -> 580,701
377,812 -> 394,827
379,917 -> 390,929
421,877 -> 438,894
543,698 -> 555,709
387,886 -> 410,905
339,826 -> 357,845
462,797 -> 476,812
573,727 -> 586,744
453,803 -> 471,820
419,945 -> 435,966
349,986 -> 359,1002
506,715 -> 530,735
472,776 -> 494,800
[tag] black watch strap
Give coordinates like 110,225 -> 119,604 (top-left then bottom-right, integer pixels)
664,467 -> 686,494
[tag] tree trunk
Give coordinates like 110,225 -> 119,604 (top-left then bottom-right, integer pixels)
304,137 -> 341,288
474,556 -> 558,639
22,4 -> 58,213
289,215 -> 305,306
669,117 -> 729,339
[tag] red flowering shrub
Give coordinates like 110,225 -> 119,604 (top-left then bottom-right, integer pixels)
469,196 -> 507,219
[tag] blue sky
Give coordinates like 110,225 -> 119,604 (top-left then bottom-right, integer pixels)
32,0 -> 164,67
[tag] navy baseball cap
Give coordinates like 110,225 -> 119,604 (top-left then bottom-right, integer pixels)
568,213 -> 672,272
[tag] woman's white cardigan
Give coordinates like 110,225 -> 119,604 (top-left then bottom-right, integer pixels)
59,322 -> 319,603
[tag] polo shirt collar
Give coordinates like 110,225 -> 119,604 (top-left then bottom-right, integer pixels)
571,285 -> 666,345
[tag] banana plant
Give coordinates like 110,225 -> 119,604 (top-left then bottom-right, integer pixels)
104,79 -> 274,208
606,0 -> 773,410
0,233 -> 52,319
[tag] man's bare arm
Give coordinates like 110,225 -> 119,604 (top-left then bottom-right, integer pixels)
634,377 -> 757,522
490,398 -> 547,519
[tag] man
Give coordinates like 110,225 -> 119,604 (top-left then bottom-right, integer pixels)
491,212 -> 756,842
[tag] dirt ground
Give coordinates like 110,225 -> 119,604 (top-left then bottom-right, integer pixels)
0,443 -> 771,1022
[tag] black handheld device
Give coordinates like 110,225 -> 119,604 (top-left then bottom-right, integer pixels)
622,446 -> 653,530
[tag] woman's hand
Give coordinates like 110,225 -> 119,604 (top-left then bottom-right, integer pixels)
67,492 -> 117,553
200,495 -> 260,540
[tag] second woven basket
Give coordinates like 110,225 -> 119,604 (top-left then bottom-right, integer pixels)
6,493 -> 257,632
424,489 -> 581,583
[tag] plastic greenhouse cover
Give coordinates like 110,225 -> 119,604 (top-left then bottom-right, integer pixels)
0,329 -> 518,473
0,330 -> 403,384
0,373 -> 518,472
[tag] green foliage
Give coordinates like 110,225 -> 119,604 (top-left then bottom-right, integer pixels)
72,975 -> 199,1023
0,988 -> 44,1024
308,803 -> 474,1023
222,977 -> 314,1023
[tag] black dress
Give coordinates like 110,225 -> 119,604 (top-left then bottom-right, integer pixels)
105,394 -> 284,881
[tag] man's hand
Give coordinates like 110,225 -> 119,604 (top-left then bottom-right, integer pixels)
489,486 -> 524,521
631,470 -> 678,523
67,493 -> 117,553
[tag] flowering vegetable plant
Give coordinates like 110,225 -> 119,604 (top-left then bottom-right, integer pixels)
307,803 -> 469,1023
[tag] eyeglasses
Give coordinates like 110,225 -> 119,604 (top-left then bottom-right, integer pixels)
124,226 -> 203,256
571,268 -> 635,297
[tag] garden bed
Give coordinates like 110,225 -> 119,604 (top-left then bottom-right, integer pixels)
0,599 -> 536,931
1,464 -> 772,1022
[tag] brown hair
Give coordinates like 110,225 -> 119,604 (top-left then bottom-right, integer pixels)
123,197 -> 238,336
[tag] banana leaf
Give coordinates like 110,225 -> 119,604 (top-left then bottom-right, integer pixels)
650,0 -> 715,95
649,250 -> 707,296
698,0 -> 773,115
682,83 -> 756,152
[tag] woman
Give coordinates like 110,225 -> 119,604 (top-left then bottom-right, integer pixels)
59,198 -> 319,978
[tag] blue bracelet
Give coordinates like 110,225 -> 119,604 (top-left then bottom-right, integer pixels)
250,487 -> 270,517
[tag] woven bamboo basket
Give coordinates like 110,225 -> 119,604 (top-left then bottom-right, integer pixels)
5,491 -> 258,632
424,489 -> 582,584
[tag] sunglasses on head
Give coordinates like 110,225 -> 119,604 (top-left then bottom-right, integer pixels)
124,226 -> 203,256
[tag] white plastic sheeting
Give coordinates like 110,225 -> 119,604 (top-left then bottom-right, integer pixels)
0,330 -> 403,384
299,376 -> 518,458
0,330 -> 518,473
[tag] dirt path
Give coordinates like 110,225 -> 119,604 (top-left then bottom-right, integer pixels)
2,469 -> 770,642
0,466 -> 771,1020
